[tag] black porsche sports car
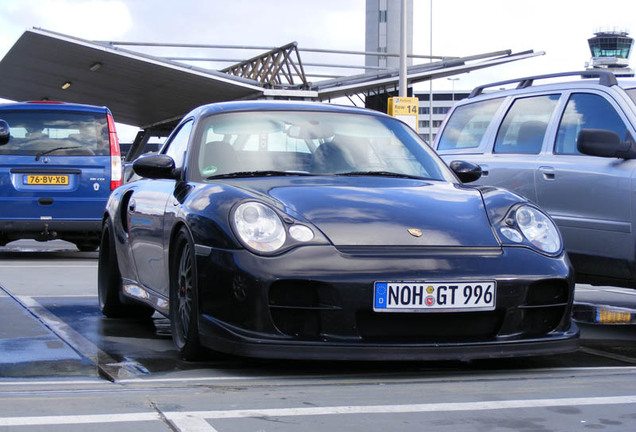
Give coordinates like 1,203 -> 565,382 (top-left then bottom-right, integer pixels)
98,100 -> 579,361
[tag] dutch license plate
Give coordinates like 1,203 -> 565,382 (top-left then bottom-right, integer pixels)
25,174 -> 69,185
374,281 -> 496,312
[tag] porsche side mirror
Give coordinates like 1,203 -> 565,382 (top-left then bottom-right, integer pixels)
132,154 -> 177,179
0,120 -> 10,145
450,160 -> 482,183
577,129 -> 636,159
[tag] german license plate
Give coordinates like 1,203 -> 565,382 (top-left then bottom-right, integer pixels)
374,281 -> 496,312
25,174 -> 69,185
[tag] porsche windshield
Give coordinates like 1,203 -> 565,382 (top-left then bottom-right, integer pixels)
192,110 -> 453,182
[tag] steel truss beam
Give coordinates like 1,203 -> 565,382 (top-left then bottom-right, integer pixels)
221,42 -> 309,88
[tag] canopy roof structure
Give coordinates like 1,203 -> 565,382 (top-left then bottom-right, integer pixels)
0,28 -> 543,131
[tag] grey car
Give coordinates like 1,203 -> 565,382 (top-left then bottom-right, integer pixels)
434,71 -> 636,289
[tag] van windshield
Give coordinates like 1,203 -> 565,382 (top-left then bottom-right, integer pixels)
0,110 -> 109,156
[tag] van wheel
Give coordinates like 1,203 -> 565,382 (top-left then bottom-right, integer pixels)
98,218 -> 154,319
76,242 -> 99,252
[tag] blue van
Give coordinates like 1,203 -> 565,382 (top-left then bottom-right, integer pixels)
0,101 -> 122,251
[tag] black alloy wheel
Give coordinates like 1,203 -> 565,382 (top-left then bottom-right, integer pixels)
170,226 -> 202,360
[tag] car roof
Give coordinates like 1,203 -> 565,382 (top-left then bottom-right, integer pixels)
463,70 -> 636,102
185,100 -> 393,120
0,101 -> 109,113
617,78 -> 636,89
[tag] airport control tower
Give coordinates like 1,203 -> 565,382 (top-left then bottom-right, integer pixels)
587,29 -> 634,76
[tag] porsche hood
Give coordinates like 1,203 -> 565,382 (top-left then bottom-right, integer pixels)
264,178 -> 501,248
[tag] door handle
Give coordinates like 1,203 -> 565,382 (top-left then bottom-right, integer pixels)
479,164 -> 489,176
539,166 -> 555,180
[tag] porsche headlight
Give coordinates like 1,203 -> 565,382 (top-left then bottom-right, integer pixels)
234,202 -> 286,253
512,205 -> 561,254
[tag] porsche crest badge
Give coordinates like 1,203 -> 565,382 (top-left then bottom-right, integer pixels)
408,228 -> 423,237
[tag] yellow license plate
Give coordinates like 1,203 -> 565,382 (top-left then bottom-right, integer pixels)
26,174 -> 69,185
596,308 -> 633,324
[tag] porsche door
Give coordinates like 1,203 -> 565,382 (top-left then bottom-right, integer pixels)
128,120 -> 193,295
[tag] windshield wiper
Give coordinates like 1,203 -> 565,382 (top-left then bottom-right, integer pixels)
207,170 -> 313,180
35,146 -> 83,161
336,171 -> 426,180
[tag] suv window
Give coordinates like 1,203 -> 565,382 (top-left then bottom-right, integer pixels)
437,98 -> 503,150
555,93 -> 631,155
494,95 -> 559,154
0,110 -> 109,156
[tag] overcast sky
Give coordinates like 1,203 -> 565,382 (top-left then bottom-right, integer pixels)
0,0 -> 634,137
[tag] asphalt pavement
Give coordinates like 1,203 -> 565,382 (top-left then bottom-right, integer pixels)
2,240 -> 636,379
0,287 -> 96,377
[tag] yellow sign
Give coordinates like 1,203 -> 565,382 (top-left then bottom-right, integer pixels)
388,97 -> 419,131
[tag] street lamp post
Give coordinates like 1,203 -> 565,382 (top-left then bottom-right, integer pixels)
399,0 -> 408,97
428,0 -> 433,145
448,77 -> 459,103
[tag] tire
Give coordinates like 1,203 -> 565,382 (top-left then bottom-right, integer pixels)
170,226 -> 202,360
98,218 -> 154,319
76,242 -> 99,252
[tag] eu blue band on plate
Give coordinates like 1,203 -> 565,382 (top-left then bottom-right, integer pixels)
375,282 -> 387,309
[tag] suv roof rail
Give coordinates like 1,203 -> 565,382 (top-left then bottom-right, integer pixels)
468,70 -> 618,98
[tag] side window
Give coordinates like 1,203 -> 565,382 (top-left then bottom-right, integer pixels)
436,98 -> 503,150
163,120 -> 193,170
555,93 -> 631,155
494,94 -> 559,154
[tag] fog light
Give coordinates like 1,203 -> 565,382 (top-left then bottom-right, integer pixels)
289,225 -> 314,242
500,227 -> 523,243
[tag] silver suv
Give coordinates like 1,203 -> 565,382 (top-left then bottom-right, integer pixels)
434,71 -> 636,289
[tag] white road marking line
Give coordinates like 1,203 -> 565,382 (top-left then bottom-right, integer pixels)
0,379 -> 103,387
0,413 -> 158,426
2,366 -> 635,388
168,414 -> 219,432
118,376 -> 269,384
1,395 -> 636,428
180,395 -> 636,419
117,365 -> 636,384
19,294 -> 96,298
0,265 -> 97,269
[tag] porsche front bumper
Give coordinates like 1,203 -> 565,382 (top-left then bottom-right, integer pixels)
194,244 -> 580,361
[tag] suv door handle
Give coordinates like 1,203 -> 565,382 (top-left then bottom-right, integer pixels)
539,166 -> 555,180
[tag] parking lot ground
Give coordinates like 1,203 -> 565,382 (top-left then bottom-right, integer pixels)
0,289 -> 96,378
2,240 -> 636,381
1,289 -> 636,382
